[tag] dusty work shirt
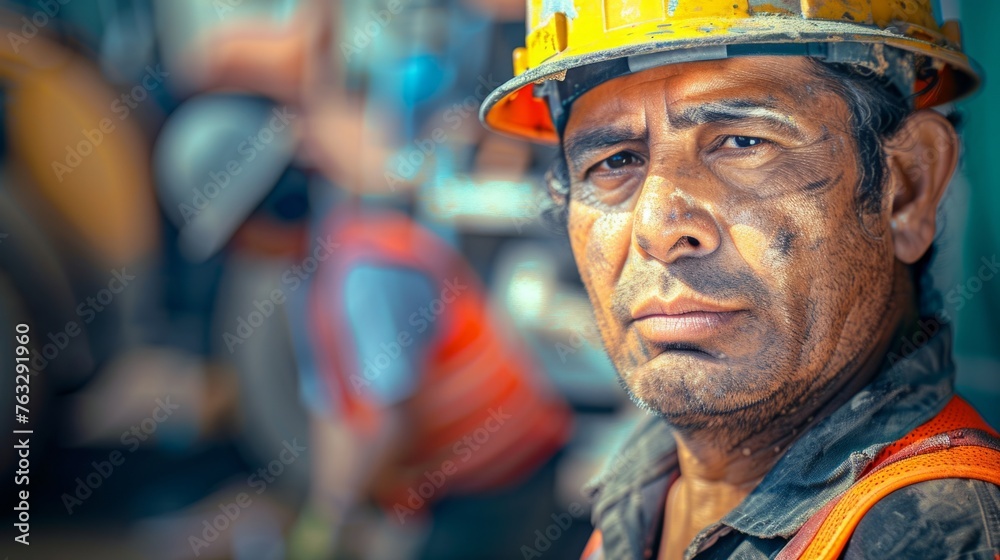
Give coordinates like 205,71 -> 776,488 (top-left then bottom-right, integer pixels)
584,324 -> 1000,559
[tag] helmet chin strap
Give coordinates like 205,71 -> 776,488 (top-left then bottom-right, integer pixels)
536,42 -> 917,138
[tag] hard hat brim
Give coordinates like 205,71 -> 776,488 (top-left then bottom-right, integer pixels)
480,17 -> 981,144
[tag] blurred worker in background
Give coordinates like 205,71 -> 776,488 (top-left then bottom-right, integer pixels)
481,0 -> 1000,558
185,1 -> 574,558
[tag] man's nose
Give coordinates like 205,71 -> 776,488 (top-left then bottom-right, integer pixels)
632,175 -> 721,264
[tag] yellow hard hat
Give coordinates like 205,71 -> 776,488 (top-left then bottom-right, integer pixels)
480,0 -> 982,144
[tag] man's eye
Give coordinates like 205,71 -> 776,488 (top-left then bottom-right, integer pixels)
723,136 -> 767,149
599,151 -> 640,170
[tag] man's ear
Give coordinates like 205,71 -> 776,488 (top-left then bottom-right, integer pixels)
884,110 -> 960,264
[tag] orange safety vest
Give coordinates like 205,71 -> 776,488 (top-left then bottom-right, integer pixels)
309,208 -> 572,510
581,396 -> 1000,560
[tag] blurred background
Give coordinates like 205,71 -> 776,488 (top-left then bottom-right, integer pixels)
0,0 -> 996,558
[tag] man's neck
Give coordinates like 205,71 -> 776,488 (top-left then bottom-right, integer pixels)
659,335 -> 901,560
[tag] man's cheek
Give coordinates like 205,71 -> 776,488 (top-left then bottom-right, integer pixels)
729,223 -> 769,276
570,208 -> 631,346
568,222 -> 592,283
567,201 -> 593,259
727,220 -> 804,292
569,204 -> 626,282
568,210 -> 606,310
587,211 -> 633,277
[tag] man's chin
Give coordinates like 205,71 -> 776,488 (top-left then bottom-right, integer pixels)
621,354 -> 781,429
624,347 -> 728,388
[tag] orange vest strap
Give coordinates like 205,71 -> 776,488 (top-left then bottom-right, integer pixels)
794,444 -> 1000,559
785,395 -> 1000,559
865,395 -> 999,468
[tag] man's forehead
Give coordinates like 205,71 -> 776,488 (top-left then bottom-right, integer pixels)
563,56 -> 826,134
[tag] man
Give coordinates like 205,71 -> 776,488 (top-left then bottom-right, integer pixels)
480,1 -> 1000,558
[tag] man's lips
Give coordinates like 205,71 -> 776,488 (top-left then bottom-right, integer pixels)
630,295 -> 745,344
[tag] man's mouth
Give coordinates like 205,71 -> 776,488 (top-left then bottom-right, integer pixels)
630,294 -> 745,344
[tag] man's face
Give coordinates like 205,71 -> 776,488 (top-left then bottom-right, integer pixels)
564,57 -> 901,432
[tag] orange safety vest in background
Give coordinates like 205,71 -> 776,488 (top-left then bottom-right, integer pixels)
581,396 -> 1000,560
308,208 -> 572,510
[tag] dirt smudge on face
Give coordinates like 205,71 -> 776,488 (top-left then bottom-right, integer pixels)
772,229 -> 796,258
803,172 -> 842,193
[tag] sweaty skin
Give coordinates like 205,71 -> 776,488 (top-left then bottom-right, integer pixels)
562,57 -> 957,558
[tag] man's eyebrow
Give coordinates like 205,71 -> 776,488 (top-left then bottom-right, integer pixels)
672,100 -> 801,135
563,126 -> 644,168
